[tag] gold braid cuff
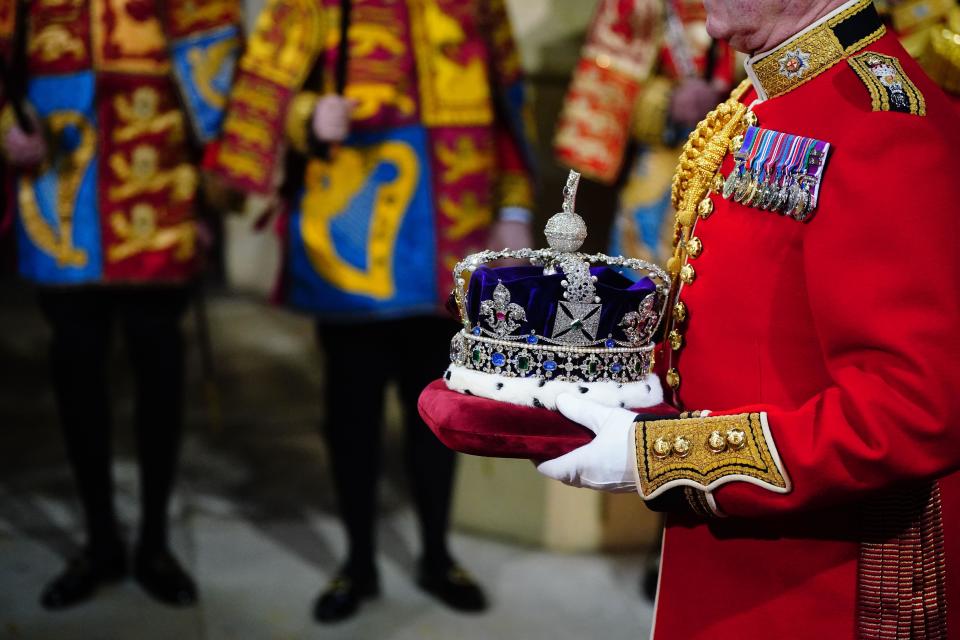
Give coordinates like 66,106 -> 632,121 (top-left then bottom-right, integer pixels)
284,91 -> 319,155
631,76 -> 674,147
634,412 -> 790,499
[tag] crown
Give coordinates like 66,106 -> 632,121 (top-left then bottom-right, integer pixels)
445,171 -> 672,410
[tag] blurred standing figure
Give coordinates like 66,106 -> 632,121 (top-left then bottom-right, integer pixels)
0,0 -> 242,609
555,0 -> 735,264
876,0 -> 960,97
209,0 -> 535,623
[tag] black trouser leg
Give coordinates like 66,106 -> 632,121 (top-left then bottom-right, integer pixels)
38,289 -> 120,559
121,287 -> 189,553
396,317 -> 457,570
316,321 -> 389,578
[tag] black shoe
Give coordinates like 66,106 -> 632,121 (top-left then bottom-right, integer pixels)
313,572 -> 380,623
417,562 -> 487,613
40,548 -> 127,610
133,547 -> 197,607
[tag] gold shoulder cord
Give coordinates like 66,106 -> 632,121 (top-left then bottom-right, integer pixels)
667,79 -> 752,278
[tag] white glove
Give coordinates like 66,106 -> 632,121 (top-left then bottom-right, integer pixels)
536,394 -> 639,493
311,94 -> 356,143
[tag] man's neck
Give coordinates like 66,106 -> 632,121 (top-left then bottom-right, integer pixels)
751,0 -> 849,55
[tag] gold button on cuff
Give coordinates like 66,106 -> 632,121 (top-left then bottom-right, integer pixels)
686,237 -> 702,258
712,174 -> 725,192
652,437 -> 673,459
707,430 -> 727,453
680,263 -> 696,285
669,329 -> 683,351
726,428 -> 747,450
673,301 -> 687,323
673,435 -> 692,458
697,198 -> 714,219
666,368 -> 680,389
744,111 -> 758,127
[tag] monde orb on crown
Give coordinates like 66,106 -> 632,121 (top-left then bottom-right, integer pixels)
445,171 -> 672,411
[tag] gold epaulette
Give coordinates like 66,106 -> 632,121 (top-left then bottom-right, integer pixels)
634,412 -> 790,499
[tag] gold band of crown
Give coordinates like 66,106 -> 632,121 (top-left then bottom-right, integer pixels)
635,413 -> 790,499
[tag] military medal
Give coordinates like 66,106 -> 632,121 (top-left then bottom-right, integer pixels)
722,156 -> 745,200
725,125 -> 831,221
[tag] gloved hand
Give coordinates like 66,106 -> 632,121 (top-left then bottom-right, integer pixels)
311,94 -> 357,143
3,117 -> 46,168
536,394 -> 639,493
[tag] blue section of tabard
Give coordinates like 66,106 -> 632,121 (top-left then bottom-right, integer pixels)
170,25 -> 240,143
286,125 -> 438,319
16,72 -> 102,284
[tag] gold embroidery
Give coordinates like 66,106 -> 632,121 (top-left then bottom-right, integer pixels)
242,0 -> 326,89
113,87 -> 185,143
346,83 -> 418,120
349,22 -> 407,56
408,0 -> 493,126
187,35 -> 240,110
29,25 -> 86,61
170,1 -> 239,31
107,203 -> 196,263
108,146 -> 197,202
215,146 -> 267,183
231,81 -> 285,118
300,141 -> 418,298
16,111 -> 96,267
635,413 -> 788,497
439,192 -> 492,241
91,0 -> 170,73
750,0 -> 885,98
223,117 -> 274,151
435,137 -> 492,184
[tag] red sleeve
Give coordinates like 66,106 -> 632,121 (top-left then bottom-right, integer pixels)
713,111 -> 960,517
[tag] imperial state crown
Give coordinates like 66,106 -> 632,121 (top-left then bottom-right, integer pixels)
419,171 -> 676,459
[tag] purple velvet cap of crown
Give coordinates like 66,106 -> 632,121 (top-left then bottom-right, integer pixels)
464,265 -> 656,342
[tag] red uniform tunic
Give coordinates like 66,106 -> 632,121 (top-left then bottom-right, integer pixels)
630,1 -> 960,637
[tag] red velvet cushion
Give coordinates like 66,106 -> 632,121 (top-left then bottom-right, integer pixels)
418,379 -> 677,459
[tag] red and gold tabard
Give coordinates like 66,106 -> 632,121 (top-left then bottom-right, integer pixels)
210,0 -> 534,319
554,0 -> 736,264
630,1 -> 960,637
0,0 -> 242,285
